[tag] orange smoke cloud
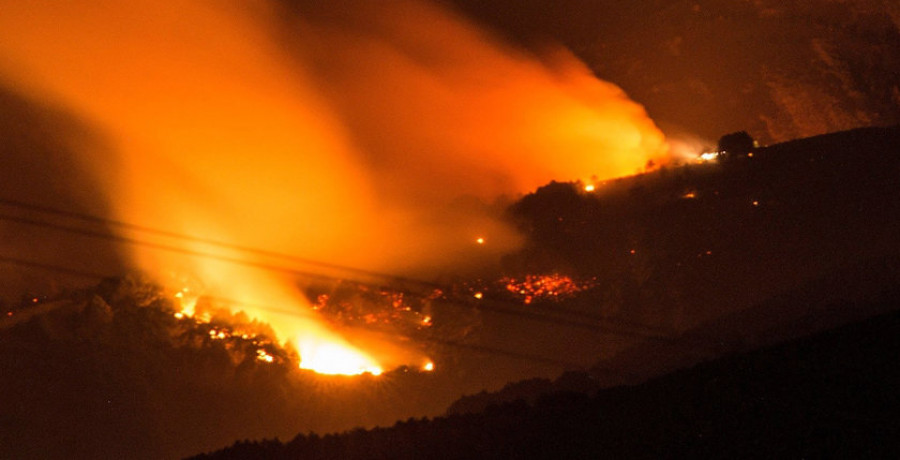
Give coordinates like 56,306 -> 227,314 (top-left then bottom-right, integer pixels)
283,0 -> 666,202
0,0 -> 668,371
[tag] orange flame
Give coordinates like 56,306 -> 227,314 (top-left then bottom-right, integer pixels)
0,0 -> 669,375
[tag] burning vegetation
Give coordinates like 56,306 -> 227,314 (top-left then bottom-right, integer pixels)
500,274 -> 596,305
0,0 -> 671,380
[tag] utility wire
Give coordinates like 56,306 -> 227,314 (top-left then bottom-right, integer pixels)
0,197 -> 440,290
0,253 -> 586,369
0,198 -> 691,343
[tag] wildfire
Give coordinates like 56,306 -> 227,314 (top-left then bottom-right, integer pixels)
173,287 -> 199,317
167,280 -> 390,376
501,274 -> 595,305
0,0 -> 670,380
698,152 -> 719,162
256,349 -> 275,363
296,339 -> 383,376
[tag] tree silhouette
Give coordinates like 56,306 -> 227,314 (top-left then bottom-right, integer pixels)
717,131 -> 756,158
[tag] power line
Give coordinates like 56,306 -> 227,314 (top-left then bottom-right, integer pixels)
0,253 -> 586,369
0,197 -> 441,290
0,198 -> 691,343
0,254 -> 112,281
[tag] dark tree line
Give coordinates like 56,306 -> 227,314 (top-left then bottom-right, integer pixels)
193,296 -> 900,459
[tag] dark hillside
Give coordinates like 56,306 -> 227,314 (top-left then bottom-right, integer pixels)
0,279 -> 444,460
193,126 -> 900,459
505,126 -> 900,332
193,296 -> 900,459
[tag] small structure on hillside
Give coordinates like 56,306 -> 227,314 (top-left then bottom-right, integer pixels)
717,131 -> 758,158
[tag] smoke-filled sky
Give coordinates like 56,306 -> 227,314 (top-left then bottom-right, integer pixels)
0,0 -> 667,268
0,0 -> 669,370
445,0 -> 900,145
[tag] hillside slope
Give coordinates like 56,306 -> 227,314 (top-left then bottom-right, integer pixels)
194,297 -> 900,459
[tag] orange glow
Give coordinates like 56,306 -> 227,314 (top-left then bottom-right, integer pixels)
256,349 -> 275,364
474,292 -> 484,300
296,338 -> 383,376
0,0 -> 670,375
698,152 -> 720,162
584,184 -> 596,192
423,361 -> 435,372
501,274 -> 595,304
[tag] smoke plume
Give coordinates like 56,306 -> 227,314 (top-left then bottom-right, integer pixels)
0,0 -> 668,369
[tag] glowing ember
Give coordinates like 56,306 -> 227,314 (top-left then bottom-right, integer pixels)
476,237 -> 485,245
698,152 -> 719,162
423,361 -> 435,372
584,184 -> 596,192
297,338 -> 383,376
473,292 -> 484,300
256,349 -> 275,364
501,274 -> 595,304
173,287 -> 199,318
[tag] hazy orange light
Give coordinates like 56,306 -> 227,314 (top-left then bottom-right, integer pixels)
423,361 -> 435,372
699,152 -> 719,162
0,0 -> 670,377
584,184 -> 596,192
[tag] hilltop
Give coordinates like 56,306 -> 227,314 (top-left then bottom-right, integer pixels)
192,124 -> 900,457
3,126 -> 900,459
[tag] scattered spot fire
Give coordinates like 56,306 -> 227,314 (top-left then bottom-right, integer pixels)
306,281 -> 443,333
461,274 -> 598,306
500,274 -> 597,305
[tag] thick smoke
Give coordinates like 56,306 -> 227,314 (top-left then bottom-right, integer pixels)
0,0 -> 667,369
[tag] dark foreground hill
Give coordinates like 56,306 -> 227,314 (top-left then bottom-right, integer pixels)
193,295 -> 900,459
0,279 -> 446,460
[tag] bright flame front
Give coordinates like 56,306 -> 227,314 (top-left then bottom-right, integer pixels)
0,0 -> 671,380
297,338 -> 383,376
